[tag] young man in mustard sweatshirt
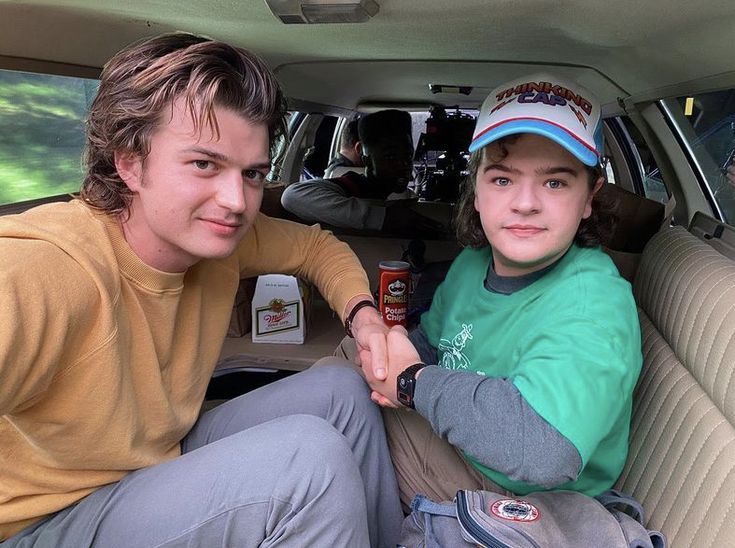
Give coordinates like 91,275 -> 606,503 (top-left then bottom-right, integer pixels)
0,33 -> 401,547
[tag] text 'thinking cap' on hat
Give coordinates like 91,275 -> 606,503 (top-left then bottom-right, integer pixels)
469,73 -> 604,167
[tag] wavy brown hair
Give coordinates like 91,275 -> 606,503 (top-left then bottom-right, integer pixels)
80,32 -> 288,214
454,135 -> 616,249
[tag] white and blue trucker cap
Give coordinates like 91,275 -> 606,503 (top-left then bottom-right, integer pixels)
469,73 -> 604,167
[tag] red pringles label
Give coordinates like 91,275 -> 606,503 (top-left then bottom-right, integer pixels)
379,261 -> 410,327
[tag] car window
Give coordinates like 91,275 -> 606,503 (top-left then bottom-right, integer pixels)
301,115 -> 338,180
662,89 -> 735,223
266,111 -> 298,182
604,116 -> 668,204
0,68 -> 99,206
618,116 -> 668,204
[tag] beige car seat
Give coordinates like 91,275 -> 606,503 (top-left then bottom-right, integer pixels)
617,225 -> 735,547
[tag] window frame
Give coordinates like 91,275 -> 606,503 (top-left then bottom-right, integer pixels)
657,98 -> 725,221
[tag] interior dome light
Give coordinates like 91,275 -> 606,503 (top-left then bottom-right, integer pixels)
264,0 -> 379,24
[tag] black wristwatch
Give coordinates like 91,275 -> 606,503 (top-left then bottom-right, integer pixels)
397,363 -> 427,409
344,299 -> 378,338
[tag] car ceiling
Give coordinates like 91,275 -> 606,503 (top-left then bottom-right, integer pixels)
1,0 -> 734,112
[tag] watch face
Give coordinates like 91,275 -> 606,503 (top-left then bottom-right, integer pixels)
397,371 -> 415,408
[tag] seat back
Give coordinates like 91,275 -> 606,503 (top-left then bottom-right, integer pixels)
324,165 -> 366,179
617,226 -> 735,547
598,183 -> 666,282
598,183 -> 666,253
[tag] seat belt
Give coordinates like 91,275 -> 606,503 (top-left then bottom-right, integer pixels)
660,194 -> 676,230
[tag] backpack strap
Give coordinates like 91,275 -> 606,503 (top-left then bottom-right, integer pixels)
410,494 -> 457,517
596,490 -> 669,548
595,489 -> 646,524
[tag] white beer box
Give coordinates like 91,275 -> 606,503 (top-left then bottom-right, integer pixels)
251,274 -> 309,344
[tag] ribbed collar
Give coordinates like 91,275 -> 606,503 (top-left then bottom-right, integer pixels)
485,256 -> 563,295
484,248 -> 568,295
98,210 -> 185,293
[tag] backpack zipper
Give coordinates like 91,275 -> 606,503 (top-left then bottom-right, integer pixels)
455,490 -> 511,548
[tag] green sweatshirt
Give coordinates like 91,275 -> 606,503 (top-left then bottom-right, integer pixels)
420,244 -> 642,495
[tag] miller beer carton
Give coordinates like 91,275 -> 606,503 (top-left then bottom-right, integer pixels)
251,274 -> 311,344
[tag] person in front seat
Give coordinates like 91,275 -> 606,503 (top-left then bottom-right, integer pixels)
0,33 -> 402,547
281,109 -> 445,237
323,117 -> 364,178
356,73 -> 643,509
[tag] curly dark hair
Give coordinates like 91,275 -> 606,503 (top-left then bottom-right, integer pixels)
454,135 -> 616,249
80,32 -> 288,214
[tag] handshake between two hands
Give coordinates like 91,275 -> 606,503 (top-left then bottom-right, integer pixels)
353,320 -> 422,409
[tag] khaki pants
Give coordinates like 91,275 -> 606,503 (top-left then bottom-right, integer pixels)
324,337 -> 509,510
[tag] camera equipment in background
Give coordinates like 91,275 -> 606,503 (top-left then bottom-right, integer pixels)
414,106 -> 475,203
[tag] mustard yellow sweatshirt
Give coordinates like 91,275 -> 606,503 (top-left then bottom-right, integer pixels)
0,200 -> 370,540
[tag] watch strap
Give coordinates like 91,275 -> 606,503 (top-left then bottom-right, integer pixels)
397,363 -> 427,409
344,299 -> 378,338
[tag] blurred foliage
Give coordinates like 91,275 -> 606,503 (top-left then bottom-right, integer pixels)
0,70 -> 98,205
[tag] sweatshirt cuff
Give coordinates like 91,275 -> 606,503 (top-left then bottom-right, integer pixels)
413,364 -> 447,416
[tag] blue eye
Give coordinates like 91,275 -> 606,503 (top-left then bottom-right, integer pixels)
545,180 -> 566,189
194,160 -> 211,170
494,178 -> 511,186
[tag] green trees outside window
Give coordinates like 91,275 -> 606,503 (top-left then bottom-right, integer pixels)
0,69 -> 98,206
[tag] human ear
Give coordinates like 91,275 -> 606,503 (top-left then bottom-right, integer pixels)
114,150 -> 143,191
582,176 -> 605,219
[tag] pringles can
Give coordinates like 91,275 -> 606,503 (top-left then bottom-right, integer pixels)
378,260 -> 410,327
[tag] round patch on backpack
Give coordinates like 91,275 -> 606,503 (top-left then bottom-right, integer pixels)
490,499 -> 540,522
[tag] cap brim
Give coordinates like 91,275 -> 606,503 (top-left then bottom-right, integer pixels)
468,119 -> 600,167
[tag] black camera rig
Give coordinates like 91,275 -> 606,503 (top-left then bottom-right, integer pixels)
414,106 -> 475,203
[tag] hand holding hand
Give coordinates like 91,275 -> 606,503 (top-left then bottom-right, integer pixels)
363,325 -> 422,408
347,298 -> 389,380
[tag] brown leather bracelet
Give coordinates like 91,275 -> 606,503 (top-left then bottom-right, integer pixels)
344,299 -> 378,338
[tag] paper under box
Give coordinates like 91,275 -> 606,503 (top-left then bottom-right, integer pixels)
251,274 -> 311,344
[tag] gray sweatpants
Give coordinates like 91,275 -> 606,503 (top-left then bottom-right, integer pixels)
2,365 -> 402,548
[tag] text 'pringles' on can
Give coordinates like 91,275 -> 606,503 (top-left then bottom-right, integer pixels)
378,260 -> 410,328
